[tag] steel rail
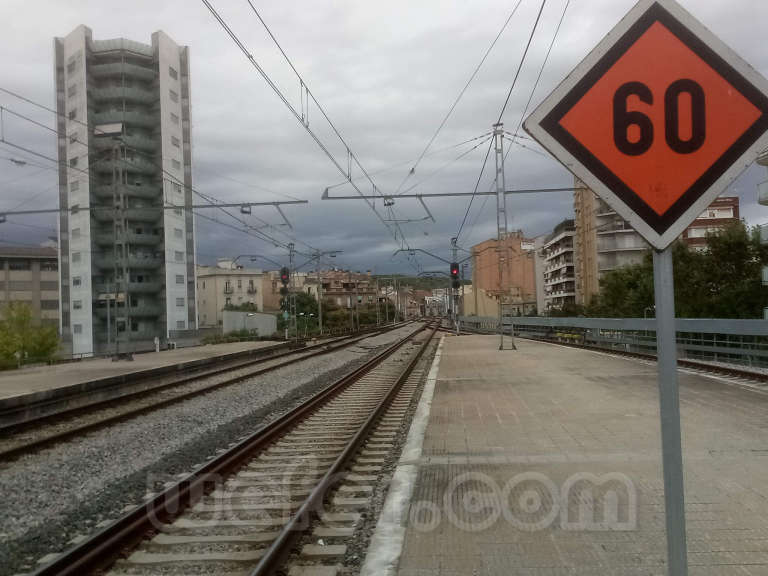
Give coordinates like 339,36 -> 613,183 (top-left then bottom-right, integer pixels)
0,323 -> 408,462
32,322 -> 434,576
250,322 -> 439,575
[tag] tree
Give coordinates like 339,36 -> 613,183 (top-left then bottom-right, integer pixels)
0,302 -> 59,368
585,222 -> 767,318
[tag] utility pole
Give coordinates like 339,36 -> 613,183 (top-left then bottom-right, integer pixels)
289,243 -> 297,342
354,277 -> 359,331
451,237 -> 458,335
385,280 -> 390,325
493,122 -> 514,350
375,278 -> 380,326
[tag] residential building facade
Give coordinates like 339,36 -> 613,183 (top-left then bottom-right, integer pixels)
575,177 -> 742,305
304,270 -> 376,309
55,25 -> 195,356
471,231 -> 536,309
680,196 -> 740,250
196,261 -> 264,328
0,246 -> 59,326
543,219 -> 576,311
262,270 -> 308,312
574,179 -> 648,306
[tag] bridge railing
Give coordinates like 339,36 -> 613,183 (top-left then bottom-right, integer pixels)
458,316 -> 768,368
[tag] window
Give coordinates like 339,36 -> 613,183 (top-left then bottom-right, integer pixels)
72,276 -> 82,287
67,60 -> 76,74
67,84 -> 77,98
172,159 -> 181,170
174,228 -> 183,238
9,281 -> 32,290
71,228 -> 80,240
170,112 -> 179,125
73,323 -> 82,334
225,297 -> 231,306
176,297 -> 184,307
171,136 -> 180,148
169,89 -> 179,103
175,274 -> 184,284
69,157 -> 78,168
72,251 -> 81,263
70,180 -> 79,192
41,260 -> 57,271
173,182 -> 182,195
40,281 -> 58,291
9,259 -> 31,271
69,132 -> 78,144
174,250 -> 184,262
237,279 -> 242,289
68,109 -> 77,120
176,320 -> 186,329
174,207 -> 183,216
131,320 -> 140,332
202,280 -> 205,289
72,299 -> 82,310
169,66 -> 178,80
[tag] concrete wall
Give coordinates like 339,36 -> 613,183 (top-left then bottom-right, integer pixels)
222,311 -> 276,336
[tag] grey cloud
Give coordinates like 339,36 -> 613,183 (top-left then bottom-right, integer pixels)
1,0 -> 768,274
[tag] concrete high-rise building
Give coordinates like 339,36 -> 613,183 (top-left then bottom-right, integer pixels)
54,25 -> 196,356
542,219 -> 576,311
573,178 -> 648,307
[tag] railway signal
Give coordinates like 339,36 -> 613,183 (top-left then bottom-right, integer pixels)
523,1 -> 768,574
450,262 -> 460,289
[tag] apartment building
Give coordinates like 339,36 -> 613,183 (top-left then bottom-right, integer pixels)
55,25 -> 195,356
305,270 -> 376,309
542,219 -> 576,311
196,261 -> 264,328
0,246 -> 59,326
262,270 -> 309,312
680,196 -> 740,250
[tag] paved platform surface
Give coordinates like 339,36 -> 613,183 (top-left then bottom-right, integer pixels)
397,335 -> 768,576
0,340 -> 280,401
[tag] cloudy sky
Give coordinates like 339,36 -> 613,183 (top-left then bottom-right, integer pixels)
1,0 -> 767,273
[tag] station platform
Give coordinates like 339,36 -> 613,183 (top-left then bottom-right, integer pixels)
366,335 -> 768,576
0,340 -> 280,405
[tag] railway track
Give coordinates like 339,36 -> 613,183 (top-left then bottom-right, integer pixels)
0,324 -> 407,462
31,321 -> 439,576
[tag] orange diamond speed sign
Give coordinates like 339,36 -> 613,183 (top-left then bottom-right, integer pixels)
523,0 -> 768,250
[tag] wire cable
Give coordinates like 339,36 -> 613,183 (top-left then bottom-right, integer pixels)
392,0 -> 525,195
455,0 -> 548,243
204,0 -> 418,261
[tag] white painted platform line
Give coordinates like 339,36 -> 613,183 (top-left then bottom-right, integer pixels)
359,335 -> 444,576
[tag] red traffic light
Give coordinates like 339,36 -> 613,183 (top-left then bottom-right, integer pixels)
280,267 -> 290,286
450,262 -> 459,278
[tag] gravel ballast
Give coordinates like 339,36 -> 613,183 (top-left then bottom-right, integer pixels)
0,323 -> 421,576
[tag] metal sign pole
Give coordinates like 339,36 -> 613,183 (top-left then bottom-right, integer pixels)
652,247 -> 688,576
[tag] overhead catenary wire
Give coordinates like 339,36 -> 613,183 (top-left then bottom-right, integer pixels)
202,1 -> 421,271
393,0 -> 525,196
455,0 -> 549,243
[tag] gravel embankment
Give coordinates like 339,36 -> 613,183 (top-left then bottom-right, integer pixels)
0,323 -> 421,576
